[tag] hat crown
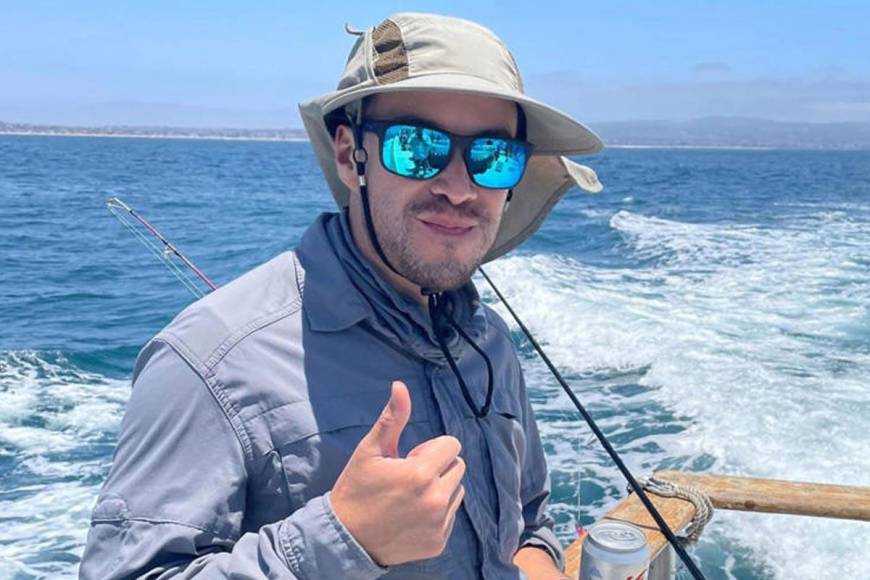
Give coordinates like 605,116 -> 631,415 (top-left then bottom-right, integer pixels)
338,13 -> 523,94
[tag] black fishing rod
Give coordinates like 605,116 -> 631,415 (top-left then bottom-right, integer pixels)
108,197 -> 706,579
478,267 -> 707,580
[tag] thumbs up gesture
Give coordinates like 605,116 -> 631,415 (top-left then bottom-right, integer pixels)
330,381 -> 466,566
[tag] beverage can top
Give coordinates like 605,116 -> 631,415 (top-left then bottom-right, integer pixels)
587,522 -> 648,553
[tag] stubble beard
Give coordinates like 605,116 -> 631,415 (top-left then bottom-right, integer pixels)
373,196 -> 500,292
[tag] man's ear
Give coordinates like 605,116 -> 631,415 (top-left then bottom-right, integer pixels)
334,124 -> 358,193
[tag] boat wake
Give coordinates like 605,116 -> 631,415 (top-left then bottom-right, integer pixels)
0,350 -> 128,579
481,207 -> 870,578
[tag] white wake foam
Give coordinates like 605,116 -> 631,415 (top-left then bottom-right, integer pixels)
483,207 -> 870,578
0,351 -> 129,579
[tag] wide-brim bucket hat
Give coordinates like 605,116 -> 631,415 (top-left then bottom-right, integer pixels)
299,12 -> 604,262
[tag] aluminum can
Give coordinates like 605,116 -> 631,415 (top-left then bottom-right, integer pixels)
579,521 -> 650,580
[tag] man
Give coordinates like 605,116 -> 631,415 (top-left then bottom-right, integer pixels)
410,126 -> 432,178
80,12 -> 602,579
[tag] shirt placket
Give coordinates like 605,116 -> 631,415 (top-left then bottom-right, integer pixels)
425,357 -> 505,578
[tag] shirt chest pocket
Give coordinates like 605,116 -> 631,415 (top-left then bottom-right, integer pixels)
273,389 -> 431,511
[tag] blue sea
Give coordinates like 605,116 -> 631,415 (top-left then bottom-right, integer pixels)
1,134 -> 868,579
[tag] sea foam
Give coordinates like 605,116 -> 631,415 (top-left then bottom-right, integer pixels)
481,206 -> 870,578
0,351 -> 129,579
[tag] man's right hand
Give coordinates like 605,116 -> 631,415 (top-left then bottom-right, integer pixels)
330,380 -> 466,567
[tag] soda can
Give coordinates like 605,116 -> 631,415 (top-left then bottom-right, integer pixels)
579,521 -> 650,580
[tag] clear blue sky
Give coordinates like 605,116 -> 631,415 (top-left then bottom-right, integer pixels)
2,0 -> 869,126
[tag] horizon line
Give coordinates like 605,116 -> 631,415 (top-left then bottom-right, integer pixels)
4,116 -> 870,132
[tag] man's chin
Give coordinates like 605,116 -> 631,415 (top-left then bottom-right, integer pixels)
403,258 -> 477,292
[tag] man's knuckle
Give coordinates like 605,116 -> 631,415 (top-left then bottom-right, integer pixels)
427,491 -> 449,512
411,465 -> 431,488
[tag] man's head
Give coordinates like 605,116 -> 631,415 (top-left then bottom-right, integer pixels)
334,90 -> 520,291
299,12 -> 603,296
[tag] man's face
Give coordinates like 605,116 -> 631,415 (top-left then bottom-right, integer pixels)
343,91 -> 518,292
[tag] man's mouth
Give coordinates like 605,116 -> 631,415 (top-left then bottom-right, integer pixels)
417,215 -> 477,236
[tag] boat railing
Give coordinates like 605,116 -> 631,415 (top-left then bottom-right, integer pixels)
563,470 -> 870,579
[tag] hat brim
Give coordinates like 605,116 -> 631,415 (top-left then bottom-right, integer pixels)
299,73 -> 604,262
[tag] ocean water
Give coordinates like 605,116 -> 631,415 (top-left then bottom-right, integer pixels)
1,134 -> 868,579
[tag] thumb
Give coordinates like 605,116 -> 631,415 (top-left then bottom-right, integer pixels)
361,381 -> 411,459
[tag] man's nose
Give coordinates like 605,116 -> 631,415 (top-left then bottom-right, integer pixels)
430,147 -> 477,205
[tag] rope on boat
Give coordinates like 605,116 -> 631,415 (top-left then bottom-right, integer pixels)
635,476 -> 715,544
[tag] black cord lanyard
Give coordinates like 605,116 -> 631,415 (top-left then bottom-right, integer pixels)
426,291 -> 494,418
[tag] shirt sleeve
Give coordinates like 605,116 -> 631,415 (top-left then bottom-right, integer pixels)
516,372 -> 566,571
79,339 -> 386,580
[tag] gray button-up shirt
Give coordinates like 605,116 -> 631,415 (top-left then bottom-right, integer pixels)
80,211 -> 561,579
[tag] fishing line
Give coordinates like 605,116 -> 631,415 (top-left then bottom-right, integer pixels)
106,197 -> 217,296
478,266 -> 707,580
108,203 -> 206,298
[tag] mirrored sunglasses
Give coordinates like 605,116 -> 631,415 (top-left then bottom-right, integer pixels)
361,120 -> 533,189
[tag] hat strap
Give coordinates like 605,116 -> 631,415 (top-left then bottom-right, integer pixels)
348,113 -> 408,284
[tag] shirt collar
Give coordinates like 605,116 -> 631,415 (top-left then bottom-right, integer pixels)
295,210 -> 484,354
295,212 -> 372,332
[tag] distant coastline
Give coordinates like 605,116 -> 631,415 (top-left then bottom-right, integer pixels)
605,143 -> 774,151
3,118 -> 870,150
0,122 -> 309,142
0,130 -> 308,142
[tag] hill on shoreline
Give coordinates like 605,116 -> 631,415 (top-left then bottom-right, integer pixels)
3,118 -> 870,150
591,117 -> 870,150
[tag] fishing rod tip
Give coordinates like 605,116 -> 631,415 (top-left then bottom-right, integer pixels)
106,196 -> 132,211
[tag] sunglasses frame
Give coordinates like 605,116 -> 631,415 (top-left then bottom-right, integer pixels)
360,119 -> 534,190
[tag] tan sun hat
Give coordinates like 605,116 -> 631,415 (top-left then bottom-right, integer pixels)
299,12 -> 604,262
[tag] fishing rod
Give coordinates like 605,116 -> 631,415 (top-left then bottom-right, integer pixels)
106,197 -> 217,297
108,197 -> 706,579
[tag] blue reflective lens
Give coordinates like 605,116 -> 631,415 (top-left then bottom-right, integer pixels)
467,139 -> 527,189
382,125 -> 450,179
